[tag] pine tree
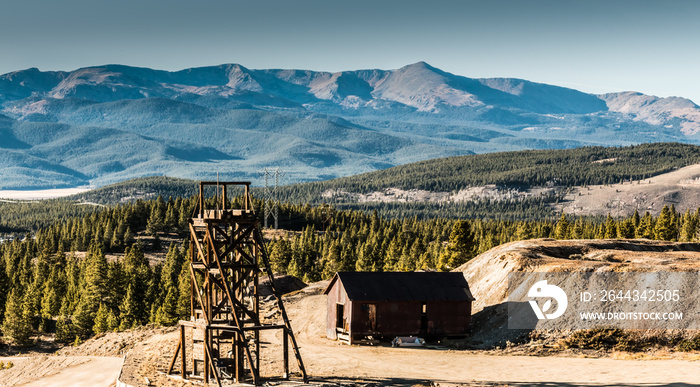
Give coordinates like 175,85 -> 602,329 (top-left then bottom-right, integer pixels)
554,214 -> 569,240
269,238 -> 291,274
123,227 -> 134,246
93,303 -> 110,334
571,219 -> 584,239
2,289 -> 33,346
40,283 -> 59,332
161,244 -> 184,291
320,240 -> 342,279
354,243 -> 375,272
438,220 -> 475,270
618,219 -> 635,239
515,222 -> 532,240
146,196 -> 166,235
0,255 -> 9,321
72,297 -> 94,339
604,214 -> 618,239
176,262 -> 191,319
396,244 -> 415,272
478,232 -> 496,254
106,308 -> 119,332
55,315 -> 74,343
73,244 -> 108,338
121,244 -> 151,325
680,209 -> 698,241
383,236 -> 402,271
154,286 -> 179,326
119,284 -> 138,331
54,297 -> 74,343
164,203 -> 178,230
636,212 -> 654,239
654,205 -> 677,241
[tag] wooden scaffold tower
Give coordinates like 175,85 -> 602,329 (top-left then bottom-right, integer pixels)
167,181 -> 308,386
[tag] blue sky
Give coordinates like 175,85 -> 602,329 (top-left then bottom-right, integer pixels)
2,0 -> 699,102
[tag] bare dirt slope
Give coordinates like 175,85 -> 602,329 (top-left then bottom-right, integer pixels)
457,238 -> 700,347
556,163 -> 700,216
457,238 -> 700,314
0,327 -> 173,387
113,274 -> 699,386
0,356 -> 122,387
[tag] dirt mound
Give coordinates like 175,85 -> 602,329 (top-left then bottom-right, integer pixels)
456,238 -> 700,347
256,274 -> 308,297
57,326 -> 174,357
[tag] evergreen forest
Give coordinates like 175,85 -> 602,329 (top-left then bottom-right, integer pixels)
0,190 -> 696,346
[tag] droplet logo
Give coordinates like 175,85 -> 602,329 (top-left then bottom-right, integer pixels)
528,280 -> 568,320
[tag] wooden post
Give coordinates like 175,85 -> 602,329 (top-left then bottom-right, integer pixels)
222,184 -> 227,211
244,184 -> 249,212
254,243 -> 260,373
204,328 -> 210,383
190,236 -> 195,320
199,182 -> 204,218
181,325 -> 187,378
283,328 -> 289,379
233,334 -> 239,383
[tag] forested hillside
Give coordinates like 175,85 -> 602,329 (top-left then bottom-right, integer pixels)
27,142 -> 700,222
0,191 -> 696,346
64,143 -> 700,204
281,143 -> 700,199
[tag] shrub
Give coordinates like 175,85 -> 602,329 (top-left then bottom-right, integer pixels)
560,328 -> 639,351
677,334 -> 700,352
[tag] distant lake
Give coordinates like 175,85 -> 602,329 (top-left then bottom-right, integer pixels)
0,187 -> 91,200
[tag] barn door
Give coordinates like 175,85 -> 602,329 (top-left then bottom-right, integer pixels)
420,303 -> 428,333
368,303 -> 377,331
336,304 -> 345,329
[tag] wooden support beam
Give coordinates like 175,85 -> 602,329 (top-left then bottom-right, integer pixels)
181,325 -> 187,378
188,263 -> 210,325
283,328 -> 289,379
211,242 -> 259,384
170,180 -> 306,386
254,230 -> 309,383
204,329 -> 222,387
167,336 -> 181,375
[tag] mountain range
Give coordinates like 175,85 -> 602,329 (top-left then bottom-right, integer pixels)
1,61 -> 700,189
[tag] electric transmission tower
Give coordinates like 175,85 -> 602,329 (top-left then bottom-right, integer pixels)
258,167 -> 285,229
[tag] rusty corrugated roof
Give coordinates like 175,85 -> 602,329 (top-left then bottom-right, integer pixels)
323,272 -> 475,302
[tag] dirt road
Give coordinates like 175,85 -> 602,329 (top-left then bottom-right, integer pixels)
296,342 -> 700,385
269,290 -> 700,386
0,356 -> 122,387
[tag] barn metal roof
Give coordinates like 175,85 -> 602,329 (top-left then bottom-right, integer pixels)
323,272 -> 476,302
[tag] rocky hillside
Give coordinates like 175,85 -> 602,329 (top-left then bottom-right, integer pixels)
458,238 -> 700,345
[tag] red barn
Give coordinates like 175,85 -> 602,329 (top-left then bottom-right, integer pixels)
324,272 -> 475,344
